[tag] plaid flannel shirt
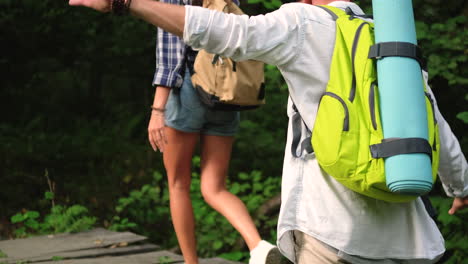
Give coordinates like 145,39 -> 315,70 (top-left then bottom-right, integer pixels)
152,0 -> 240,88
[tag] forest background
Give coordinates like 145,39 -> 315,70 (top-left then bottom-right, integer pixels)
0,0 -> 467,263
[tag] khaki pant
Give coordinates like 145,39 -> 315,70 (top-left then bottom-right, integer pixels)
293,230 -> 350,264
292,230 -> 441,264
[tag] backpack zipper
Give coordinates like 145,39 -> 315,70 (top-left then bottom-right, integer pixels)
369,82 -> 378,130
324,92 -> 349,131
350,21 -> 370,102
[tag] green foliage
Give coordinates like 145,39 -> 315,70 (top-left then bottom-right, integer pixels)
429,197 -> 468,264
42,205 -> 97,234
44,192 -> 55,201
217,251 -> 244,262
0,250 -> 7,258
158,256 -> 173,264
10,193 -> 96,238
0,117 -> 157,226
109,171 -> 175,247
190,157 -> 280,259
457,112 -> 468,124
248,0 -> 282,10
109,217 -> 138,231
456,94 -> 468,124
110,157 -> 280,260
0,0 -> 160,225
51,256 -> 64,261
416,16 -> 468,86
11,211 -> 41,237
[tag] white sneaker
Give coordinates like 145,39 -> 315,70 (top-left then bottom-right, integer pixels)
248,240 -> 282,264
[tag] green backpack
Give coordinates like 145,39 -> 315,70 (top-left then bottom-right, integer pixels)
304,6 -> 440,202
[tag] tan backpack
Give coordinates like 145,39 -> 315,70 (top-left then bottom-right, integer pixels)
190,0 -> 266,111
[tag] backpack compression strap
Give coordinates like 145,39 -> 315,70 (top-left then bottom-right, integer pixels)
319,5 -> 426,70
369,42 -> 427,70
370,137 -> 433,160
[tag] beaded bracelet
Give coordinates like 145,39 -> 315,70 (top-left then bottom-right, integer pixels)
111,0 -> 132,15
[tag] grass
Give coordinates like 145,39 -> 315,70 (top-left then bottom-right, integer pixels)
52,256 -> 64,261
158,256 -> 173,264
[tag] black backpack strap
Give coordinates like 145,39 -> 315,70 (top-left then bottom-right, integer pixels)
369,42 -> 427,71
369,137 -> 432,159
316,5 -> 339,20
421,195 -> 438,220
290,99 -> 313,158
345,7 -> 373,19
317,5 -> 372,20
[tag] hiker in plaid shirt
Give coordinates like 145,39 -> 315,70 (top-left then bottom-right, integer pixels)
148,0 -> 279,263
151,0 -> 201,89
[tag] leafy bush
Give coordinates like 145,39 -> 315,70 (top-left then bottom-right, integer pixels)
41,205 -> 97,234
10,211 -> 41,238
190,157 -> 280,259
109,171 -> 175,247
430,197 -> 468,264
456,94 -> 468,124
110,156 -> 281,261
10,199 -> 96,238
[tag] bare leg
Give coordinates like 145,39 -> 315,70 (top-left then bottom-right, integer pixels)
199,134 -> 262,251
163,127 -> 199,264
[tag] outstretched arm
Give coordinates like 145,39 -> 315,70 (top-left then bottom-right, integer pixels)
69,0 -> 186,37
423,73 -> 468,215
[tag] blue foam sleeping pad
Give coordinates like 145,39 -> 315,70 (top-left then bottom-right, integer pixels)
372,0 -> 433,195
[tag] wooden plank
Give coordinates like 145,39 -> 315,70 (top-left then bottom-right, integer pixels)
5,244 -> 159,264
200,257 -> 244,264
37,251 -> 244,264
0,229 -> 244,264
0,228 -> 147,262
38,250 -> 185,264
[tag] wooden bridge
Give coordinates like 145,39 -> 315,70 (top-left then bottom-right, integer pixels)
0,228 -> 243,264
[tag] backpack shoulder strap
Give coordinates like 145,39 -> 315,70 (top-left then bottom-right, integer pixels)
203,0 -> 227,12
203,0 -> 244,15
290,5 -> 346,158
316,5 -> 345,20
317,5 -> 373,20
290,99 -> 313,158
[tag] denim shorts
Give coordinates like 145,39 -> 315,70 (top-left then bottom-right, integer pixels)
164,70 -> 240,136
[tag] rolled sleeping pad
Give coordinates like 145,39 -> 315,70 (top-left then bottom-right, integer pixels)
371,0 -> 433,195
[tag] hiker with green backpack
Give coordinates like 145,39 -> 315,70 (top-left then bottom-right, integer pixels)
69,0 -> 468,263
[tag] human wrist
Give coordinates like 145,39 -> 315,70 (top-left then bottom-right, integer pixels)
151,105 -> 165,116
